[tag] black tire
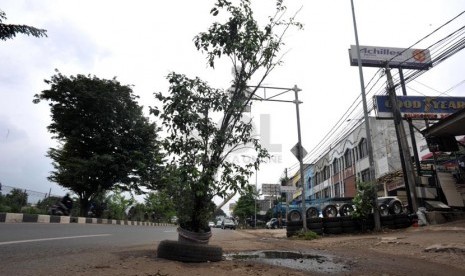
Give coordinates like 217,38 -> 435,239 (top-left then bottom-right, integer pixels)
306,207 -> 319,219
286,225 -> 303,232
342,226 -> 357,234
380,215 -> 395,228
380,214 -> 395,222
394,214 -> 411,228
323,205 -> 338,218
286,231 -> 300,238
341,217 -> 356,228
323,222 -> 342,228
287,220 -> 303,227
287,210 -> 302,222
157,240 -> 223,263
323,217 -> 342,229
324,227 -> 343,235
306,217 -> 323,229
389,201 -> 403,215
378,203 -> 389,217
339,204 -> 354,217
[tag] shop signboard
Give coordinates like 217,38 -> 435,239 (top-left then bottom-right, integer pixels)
374,95 -> 465,120
349,45 -> 432,70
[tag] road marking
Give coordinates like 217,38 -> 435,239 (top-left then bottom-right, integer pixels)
0,234 -> 112,246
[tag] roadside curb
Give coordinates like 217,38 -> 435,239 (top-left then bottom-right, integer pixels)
0,212 -> 173,226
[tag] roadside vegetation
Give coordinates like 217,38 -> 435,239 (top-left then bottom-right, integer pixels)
2,0 -> 302,233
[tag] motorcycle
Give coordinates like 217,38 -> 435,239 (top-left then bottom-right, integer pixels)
48,201 -> 71,216
47,194 -> 73,216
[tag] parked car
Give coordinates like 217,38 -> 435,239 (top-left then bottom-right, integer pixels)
208,221 -> 215,228
266,218 -> 287,229
265,218 -> 277,229
215,220 -> 223,228
221,218 -> 236,230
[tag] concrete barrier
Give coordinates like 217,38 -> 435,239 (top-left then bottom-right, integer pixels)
5,213 -> 23,223
0,212 -> 174,227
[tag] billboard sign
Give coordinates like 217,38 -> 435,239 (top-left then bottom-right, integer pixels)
374,95 -> 465,120
280,186 -> 297,194
261,183 -> 281,196
349,45 -> 432,70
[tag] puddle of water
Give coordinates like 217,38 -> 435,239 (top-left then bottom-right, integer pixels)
225,250 -> 349,274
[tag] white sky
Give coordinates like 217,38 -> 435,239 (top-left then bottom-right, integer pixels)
1,0 -> 465,210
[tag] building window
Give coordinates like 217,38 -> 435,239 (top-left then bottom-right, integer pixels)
334,182 -> 340,197
332,158 -> 339,174
323,165 -> 330,180
324,188 -> 330,198
359,138 -> 368,159
344,149 -> 352,168
361,168 -> 371,182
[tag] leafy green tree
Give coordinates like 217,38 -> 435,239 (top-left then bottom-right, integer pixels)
104,190 -> 134,220
127,202 -> 147,221
352,181 -> 376,219
0,194 -> 11,212
232,188 -> 255,225
213,207 -> 226,219
153,0 -> 301,233
33,72 -> 164,216
145,190 -> 176,223
0,9 -> 47,41
4,188 -> 28,213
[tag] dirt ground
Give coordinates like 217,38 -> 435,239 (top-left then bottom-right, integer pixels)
73,219 -> 465,276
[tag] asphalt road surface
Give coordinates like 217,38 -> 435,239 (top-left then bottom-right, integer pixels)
0,223 -> 179,275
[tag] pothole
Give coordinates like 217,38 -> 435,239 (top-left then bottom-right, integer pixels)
224,250 -> 349,273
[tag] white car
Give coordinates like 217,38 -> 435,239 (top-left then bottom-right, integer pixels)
265,218 -> 278,229
221,218 -> 236,230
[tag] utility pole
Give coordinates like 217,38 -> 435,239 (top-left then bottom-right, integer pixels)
398,69 -> 419,214
350,0 -> 380,231
255,167 -> 258,228
293,85 -> 308,231
385,67 -> 419,212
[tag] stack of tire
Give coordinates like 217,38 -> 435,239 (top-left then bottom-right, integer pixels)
381,213 -> 412,229
322,217 -> 341,235
286,218 -> 324,237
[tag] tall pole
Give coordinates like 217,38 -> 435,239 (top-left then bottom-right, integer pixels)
293,85 -> 307,231
385,67 -> 419,212
350,0 -> 380,231
255,167 -> 257,228
399,68 -> 418,213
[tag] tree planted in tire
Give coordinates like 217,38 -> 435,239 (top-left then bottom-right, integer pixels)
152,0 -> 302,234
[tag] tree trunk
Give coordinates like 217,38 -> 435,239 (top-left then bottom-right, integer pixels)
79,197 -> 89,217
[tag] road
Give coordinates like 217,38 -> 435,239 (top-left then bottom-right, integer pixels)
0,223 -> 179,275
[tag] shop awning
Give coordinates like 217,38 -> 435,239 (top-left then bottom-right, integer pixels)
422,108 -> 465,137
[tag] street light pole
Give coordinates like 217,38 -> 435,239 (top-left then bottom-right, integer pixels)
350,0 -> 381,231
